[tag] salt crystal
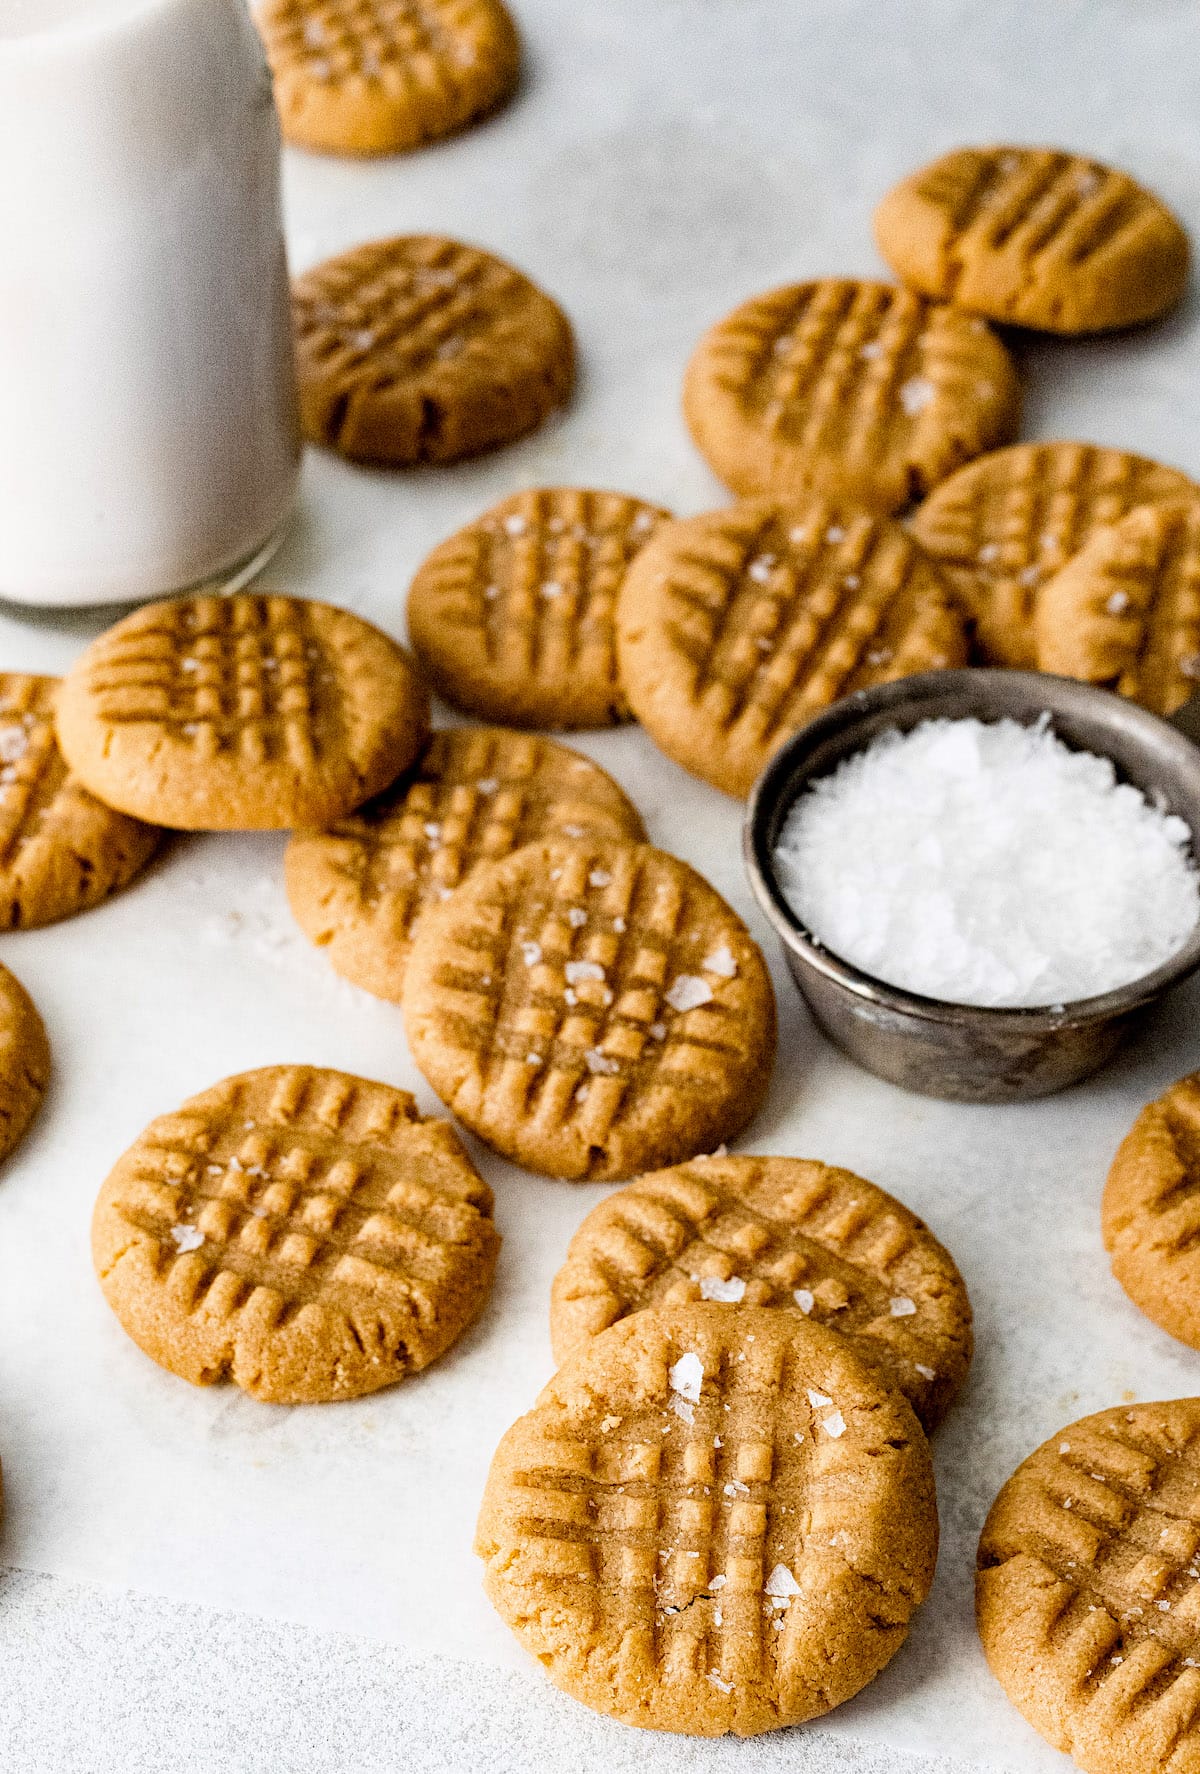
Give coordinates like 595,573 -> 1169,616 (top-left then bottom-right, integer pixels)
860,340 -> 883,360
0,725 -> 30,765
764,1564 -> 800,1599
669,1395 -> 695,1425
669,1351 -> 704,1403
899,377 -> 935,416
821,1411 -> 847,1438
648,1021 -> 667,1040
588,868 -> 612,887
613,917 -> 626,933
503,514 -> 527,536
1106,590 -> 1131,615
584,1049 -> 620,1075
699,1275 -> 746,1302
541,581 -> 564,600
773,715 -> 1200,1008
424,822 -> 441,840
526,1052 -> 542,1066
703,945 -> 738,978
665,974 -> 714,1013
916,1364 -> 937,1381
978,542 -> 1001,563
794,1288 -> 815,1314
561,824 -> 584,838
807,1389 -> 832,1408
708,1672 -> 734,1692
889,1296 -> 917,1318
710,1573 -> 727,1588
565,960 -> 605,985
724,1480 -> 749,1496
825,525 -> 845,545
171,1225 -> 204,1253
520,941 -> 542,967
567,907 -> 587,928
747,555 -> 775,583
476,777 -> 499,794
564,987 -> 578,1006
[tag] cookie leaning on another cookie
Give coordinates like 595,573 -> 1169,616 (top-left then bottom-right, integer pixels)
293,236 -> 574,465
55,592 -> 430,831
0,673 -> 161,929
1036,501 -> 1200,717
407,488 -> 671,728
549,1155 -> 973,1431
1102,1070 -> 1200,1349
875,145 -> 1189,335
0,962 -> 50,1166
978,1399 -> 1200,1773
285,726 -> 645,1000
911,440 -> 1197,666
92,1066 -> 500,1404
402,837 -> 777,1180
256,0 -> 520,158
476,1304 -> 939,1736
683,277 -> 1020,515
617,497 -> 967,798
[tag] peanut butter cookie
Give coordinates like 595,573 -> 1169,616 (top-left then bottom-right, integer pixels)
616,497 -> 967,798
0,962 -> 49,1166
476,1304 -> 938,1735
256,0 -> 520,157
56,593 -> 429,831
92,1065 -> 499,1403
285,726 -> 644,999
978,1399 -> 1200,1773
911,441 -> 1196,666
407,488 -> 670,728
876,146 -> 1189,334
1036,501 -> 1200,716
1103,1071 -> 1200,1350
549,1155 -> 973,1431
682,277 -> 1020,514
0,673 -> 161,929
293,236 -> 574,464
402,837 -> 777,1180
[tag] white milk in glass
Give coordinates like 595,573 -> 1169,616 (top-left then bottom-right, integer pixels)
0,0 -> 300,606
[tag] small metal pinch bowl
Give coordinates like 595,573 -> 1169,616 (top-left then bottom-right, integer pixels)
743,669 -> 1200,1104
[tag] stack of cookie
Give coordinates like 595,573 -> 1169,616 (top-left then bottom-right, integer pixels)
476,1153 -> 973,1734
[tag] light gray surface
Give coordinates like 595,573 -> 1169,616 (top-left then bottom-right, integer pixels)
3,0 -> 1200,1768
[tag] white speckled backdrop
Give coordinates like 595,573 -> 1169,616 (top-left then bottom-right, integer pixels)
3,0 -> 1200,1767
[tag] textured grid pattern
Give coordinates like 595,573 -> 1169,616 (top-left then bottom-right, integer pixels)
94,1067 -> 498,1401
293,237 -> 572,463
477,1308 -> 937,1734
1036,501 -> 1200,716
912,442 -> 1197,666
285,727 -> 644,996
884,147 -> 1188,332
403,839 -> 775,1180
550,1156 -> 972,1429
0,674 -> 161,930
408,490 -> 670,727
257,0 -> 517,154
684,278 -> 1019,513
617,498 -> 966,798
978,1402 -> 1200,1766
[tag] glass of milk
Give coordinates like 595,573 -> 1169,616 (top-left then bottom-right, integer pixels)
0,0 -> 301,607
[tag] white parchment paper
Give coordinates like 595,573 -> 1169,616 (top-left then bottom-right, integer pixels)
2,2 -> 1200,1767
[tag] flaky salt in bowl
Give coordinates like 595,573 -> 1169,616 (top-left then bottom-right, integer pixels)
744,671 -> 1200,1102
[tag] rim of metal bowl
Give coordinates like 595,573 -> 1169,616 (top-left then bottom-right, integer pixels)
743,670 -> 1200,1033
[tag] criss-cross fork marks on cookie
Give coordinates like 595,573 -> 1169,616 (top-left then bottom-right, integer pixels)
551,1157 -> 969,1428
403,840 -> 774,1179
80,595 -> 346,766
410,490 -> 668,723
912,442 -> 1197,666
1036,502 -> 1200,717
618,499 -> 965,797
261,0 -> 486,84
0,677 -> 67,860
95,1068 -> 497,1396
979,1404 -> 1200,1762
685,278 -> 1018,512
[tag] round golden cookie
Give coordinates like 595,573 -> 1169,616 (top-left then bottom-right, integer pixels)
977,1399 -> 1200,1773
401,837 -> 777,1181
1036,501 -> 1200,717
0,962 -> 50,1166
91,1065 -> 500,1404
407,488 -> 671,729
911,441 -> 1197,666
476,1304 -> 938,1736
682,277 -> 1020,515
875,146 -> 1189,335
616,497 -> 967,799
549,1156 -> 973,1432
293,236 -> 574,465
285,726 -> 645,1000
1102,1071 -> 1200,1350
55,593 -> 430,832
0,674 -> 161,930
256,0 -> 520,157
